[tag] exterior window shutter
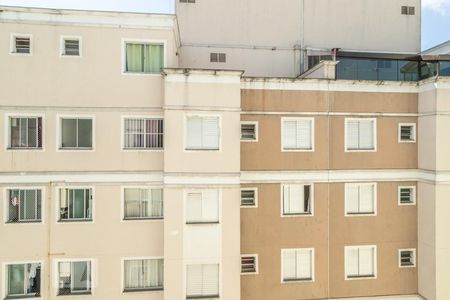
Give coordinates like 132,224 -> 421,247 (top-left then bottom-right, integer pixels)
187,117 -> 203,149
346,248 -> 359,276
186,193 -> 202,222
297,250 -> 312,279
359,248 -> 374,276
289,185 -> 303,213
186,265 -> 202,296
297,119 -> 312,149
202,117 -> 219,149
282,120 -> 297,149
202,190 -> 219,222
346,120 -> 359,149
346,185 -> 359,213
282,251 -> 296,279
359,120 -> 374,149
359,185 -> 375,213
202,264 -> 219,296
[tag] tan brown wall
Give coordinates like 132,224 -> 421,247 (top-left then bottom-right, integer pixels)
241,182 -> 418,300
241,89 -> 418,171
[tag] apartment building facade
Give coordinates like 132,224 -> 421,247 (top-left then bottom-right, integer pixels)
1,4 -> 450,300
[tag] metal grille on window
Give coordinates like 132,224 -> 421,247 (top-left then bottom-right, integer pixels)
15,37 -> 30,53
59,188 -> 92,221
58,261 -> 91,296
399,188 -> 414,204
400,125 -> 414,141
124,188 -> 163,219
8,189 -> 42,223
400,250 -> 415,266
241,190 -> 256,206
9,117 -> 42,149
241,124 -> 256,140
124,119 -> 163,149
64,39 -> 80,56
241,256 -> 256,273
7,263 -> 41,298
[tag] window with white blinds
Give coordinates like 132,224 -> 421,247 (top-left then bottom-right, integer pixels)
123,118 -> 163,149
282,118 -> 314,150
186,116 -> 220,150
186,190 -> 219,223
282,249 -> 314,281
282,184 -> 312,215
186,264 -> 219,298
124,188 -> 163,219
345,183 -> 376,215
345,118 -> 376,151
123,259 -> 163,291
345,246 -> 376,279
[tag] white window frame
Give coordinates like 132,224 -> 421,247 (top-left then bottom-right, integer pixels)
344,118 -> 377,152
184,262 -> 221,299
56,186 -> 95,223
240,187 -> 258,208
240,254 -> 258,275
398,123 -> 416,143
4,113 -> 45,152
56,115 -> 95,152
121,115 -> 164,151
121,38 -> 167,76
121,256 -> 164,293
60,35 -> 82,58
10,33 -> 33,56
53,258 -> 94,296
344,183 -> 377,217
184,189 -> 221,224
398,248 -> 416,268
184,113 -> 222,151
281,117 -> 315,152
120,186 -> 164,222
280,184 -> 314,217
240,121 -> 258,142
398,185 -> 416,206
344,245 -> 377,280
280,248 -> 315,283
2,260 -> 44,300
3,186 -> 45,225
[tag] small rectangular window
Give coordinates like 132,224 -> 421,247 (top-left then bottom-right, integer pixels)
186,115 -> 220,150
123,259 -> 164,291
186,264 -> 219,298
282,184 -> 312,216
8,116 -> 43,149
399,123 -> 416,142
6,263 -> 41,298
59,188 -> 92,221
58,261 -> 91,295
398,186 -> 416,205
7,189 -> 42,223
401,6 -> 415,15
210,52 -> 226,63
282,248 -> 314,282
123,118 -> 163,149
282,118 -> 314,151
345,118 -> 376,151
123,188 -> 163,220
125,43 -> 164,74
401,6 -> 408,14
399,249 -> 416,267
11,34 -> 31,54
186,190 -> 219,224
345,246 -> 376,279
345,183 -> 376,215
60,117 -> 93,149
241,255 -> 258,274
62,38 -> 80,56
240,122 -> 258,141
241,189 -> 257,207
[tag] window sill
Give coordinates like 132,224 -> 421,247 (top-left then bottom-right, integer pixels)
58,148 -> 93,151
7,147 -> 43,150
6,220 -> 42,224
346,275 -> 375,280
186,221 -> 220,225
185,148 -> 220,151
346,212 -> 375,216
282,278 -> 313,282
5,294 -> 40,299
186,295 -> 219,299
58,219 -> 93,223
123,287 -> 163,293
123,217 -> 163,221
122,148 -> 163,151
282,213 -> 312,216
57,291 -> 91,296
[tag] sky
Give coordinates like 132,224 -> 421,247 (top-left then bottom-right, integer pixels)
0,0 -> 449,51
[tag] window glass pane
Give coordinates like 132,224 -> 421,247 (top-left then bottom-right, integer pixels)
73,189 -> 86,219
23,190 -> 37,220
124,260 -> 141,289
359,120 -> 374,149
20,118 -> 27,146
186,117 -> 203,149
202,190 -> 219,222
61,119 -> 77,148
202,117 -> 219,149
143,259 -> 163,288
282,120 -> 297,149
8,190 -> 20,222
202,264 -> 219,296
143,44 -> 164,73
124,189 -> 141,218
441,61 -> 450,77
186,265 -> 202,296
186,193 -> 202,222
126,43 -> 143,72
27,118 -> 37,147
8,264 -> 25,295
282,251 -> 296,280
72,261 -> 89,291
78,119 -> 92,148
10,118 -> 20,147
346,248 -> 359,276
